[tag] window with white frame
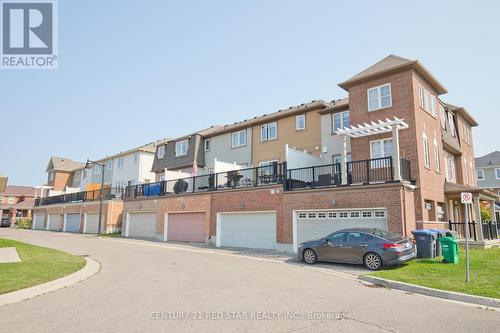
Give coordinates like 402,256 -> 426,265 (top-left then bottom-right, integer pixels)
308,212 -> 316,219
107,160 -> 113,169
204,139 -> 210,152
444,151 -> 456,182
157,145 -> 165,159
433,137 -> 440,172
333,111 -> 350,131
476,169 -> 484,181
362,211 -> 373,218
175,140 -> 188,157
439,105 -> 446,130
423,132 -> 430,168
328,212 -> 337,218
418,84 -> 424,108
318,212 -> 327,219
74,171 -> 80,182
48,171 -> 54,181
296,114 -> 306,130
133,153 -> 138,164
368,84 -> 392,111
260,122 -> 277,141
370,139 -> 393,159
430,96 -> 437,117
8,197 -> 14,204
464,157 -> 470,185
231,130 -> 246,148
338,212 -> 348,218
298,212 -> 307,219
448,113 -> 456,137
117,157 -> 124,169
463,123 -> 470,144
424,90 -> 430,112
333,154 -> 352,164
259,160 -> 279,175
496,168 -> 500,179
94,166 -> 101,175
350,211 -> 360,218
0,195 -> 3,203
374,211 -> 386,218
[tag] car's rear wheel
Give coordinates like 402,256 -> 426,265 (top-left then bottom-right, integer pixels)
302,249 -> 317,265
364,253 -> 382,270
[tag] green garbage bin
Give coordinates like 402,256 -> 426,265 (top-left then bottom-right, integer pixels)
439,237 -> 459,264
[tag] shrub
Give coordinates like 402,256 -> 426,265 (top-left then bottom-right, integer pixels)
15,218 -> 32,229
480,206 -> 492,222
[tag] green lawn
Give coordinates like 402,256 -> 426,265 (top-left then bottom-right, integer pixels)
370,247 -> 500,299
0,238 -> 86,295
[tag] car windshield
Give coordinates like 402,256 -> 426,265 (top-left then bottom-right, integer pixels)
372,229 -> 402,241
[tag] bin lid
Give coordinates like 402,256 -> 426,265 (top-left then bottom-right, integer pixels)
439,236 -> 458,243
411,229 -> 437,236
428,228 -> 449,233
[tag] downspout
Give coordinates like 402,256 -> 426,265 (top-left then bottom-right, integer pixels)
402,185 -> 408,237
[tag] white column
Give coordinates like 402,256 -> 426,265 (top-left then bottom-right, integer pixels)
490,200 -> 497,224
392,125 -> 401,181
341,135 -> 348,185
473,195 -> 484,241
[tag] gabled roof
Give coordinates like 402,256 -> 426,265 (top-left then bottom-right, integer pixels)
0,185 -> 37,197
45,157 -> 85,172
95,139 -> 171,163
475,151 -> 500,167
444,103 -> 479,127
338,55 -> 448,94
319,97 -> 349,114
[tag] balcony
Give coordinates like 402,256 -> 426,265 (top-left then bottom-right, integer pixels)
35,187 -> 124,207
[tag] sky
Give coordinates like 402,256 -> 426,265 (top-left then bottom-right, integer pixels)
1,0 -> 499,186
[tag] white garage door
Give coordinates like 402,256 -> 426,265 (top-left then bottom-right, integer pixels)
128,213 -> 157,239
295,209 -> 387,252
33,213 -> 45,230
47,214 -> 62,231
65,213 -> 81,233
84,214 -> 104,234
218,212 -> 276,250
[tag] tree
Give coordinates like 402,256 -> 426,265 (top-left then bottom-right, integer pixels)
480,206 -> 492,222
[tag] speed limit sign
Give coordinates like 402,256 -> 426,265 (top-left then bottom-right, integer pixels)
461,192 -> 472,204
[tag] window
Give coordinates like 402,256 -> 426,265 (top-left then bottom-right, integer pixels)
298,212 -> 307,219
424,89 -> 430,112
133,153 -> 138,164
496,168 -> 500,180
175,140 -> 188,157
418,84 -> 424,108
448,113 -> 456,137
333,154 -> 352,164
296,114 -> 306,130
437,203 -> 446,221
318,212 -> 327,219
368,83 -> 392,111
74,171 -> 80,182
374,211 -> 386,218
328,232 -> 347,242
48,171 -> 54,181
307,212 -> 316,219
204,139 -> 210,152
231,130 -> 246,148
260,122 -> 277,141
464,157 -> 469,185
430,96 -> 437,117
8,197 -> 15,204
349,232 -> 366,242
476,169 -> 484,180
463,124 -> 471,144
259,160 -> 279,176
0,196 -> 3,202
107,160 -> 113,169
338,212 -> 348,218
444,151 -> 456,182
423,132 -> 430,168
94,166 -> 101,175
370,139 -> 393,159
362,211 -> 373,218
439,105 -> 446,129
350,211 -> 360,218
157,145 -> 165,159
433,138 -> 440,172
328,212 -> 336,219
333,111 -> 350,131
117,157 -> 124,169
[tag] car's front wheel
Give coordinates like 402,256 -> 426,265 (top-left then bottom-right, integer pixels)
363,253 -> 382,270
302,249 -> 317,265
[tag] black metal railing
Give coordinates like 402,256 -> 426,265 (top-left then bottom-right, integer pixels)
286,163 -> 341,190
448,220 -> 477,241
35,187 -> 124,207
482,222 -> 498,240
347,157 -> 393,185
124,163 -> 285,200
400,158 -> 412,182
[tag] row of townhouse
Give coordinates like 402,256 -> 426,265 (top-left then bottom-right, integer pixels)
33,55 -> 499,250
475,151 -> 500,223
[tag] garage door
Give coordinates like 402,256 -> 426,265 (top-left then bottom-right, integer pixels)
47,214 -> 62,231
167,213 -> 205,243
33,213 -> 45,230
84,214 -> 104,234
128,212 -> 157,239
295,209 -> 387,252
65,213 -> 81,233
218,212 -> 276,250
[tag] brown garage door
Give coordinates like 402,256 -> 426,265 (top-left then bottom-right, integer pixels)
167,213 -> 206,243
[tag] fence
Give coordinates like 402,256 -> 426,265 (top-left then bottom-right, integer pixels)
35,187 -> 124,207
448,221 -> 477,241
482,222 -> 498,240
286,163 -> 341,190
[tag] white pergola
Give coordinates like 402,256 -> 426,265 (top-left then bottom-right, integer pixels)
334,117 -> 409,185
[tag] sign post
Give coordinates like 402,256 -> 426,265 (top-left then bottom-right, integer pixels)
461,192 -> 472,282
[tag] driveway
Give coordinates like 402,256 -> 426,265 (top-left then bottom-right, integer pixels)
0,229 -> 498,333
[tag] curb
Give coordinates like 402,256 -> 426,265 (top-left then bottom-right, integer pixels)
0,257 -> 100,307
359,275 -> 500,308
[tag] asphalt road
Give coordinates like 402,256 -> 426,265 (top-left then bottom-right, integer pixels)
0,229 -> 498,333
